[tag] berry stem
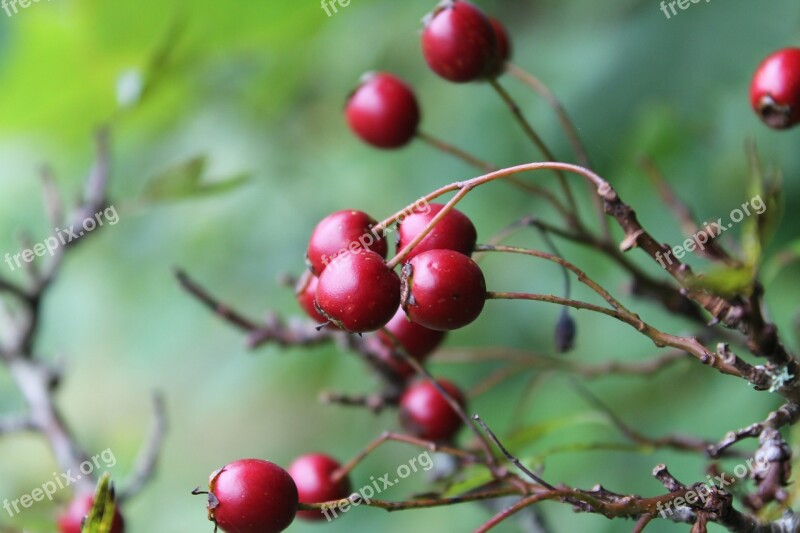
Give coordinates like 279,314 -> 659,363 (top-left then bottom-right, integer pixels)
330,431 -> 480,484
487,77 -> 583,230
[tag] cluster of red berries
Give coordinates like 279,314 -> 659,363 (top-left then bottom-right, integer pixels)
751,47 -> 800,129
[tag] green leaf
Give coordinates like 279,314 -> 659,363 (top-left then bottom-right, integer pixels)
685,266 -> 756,298
504,412 -> 610,452
764,238 -> 800,282
141,156 -> 250,202
441,465 -> 495,498
83,473 -> 117,533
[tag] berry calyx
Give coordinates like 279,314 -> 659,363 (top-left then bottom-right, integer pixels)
750,47 -> 800,129
296,271 -> 328,325
367,306 -> 446,379
401,249 -> 486,331
199,459 -> 298,533
399,378 -> 465,441
421,0 -> 497,83
396,203 -> 477,261
57,493 -> 125,533
315,249 -> 401,332
306,210 -> 387,276
487,17 -> 512,77
288,453 -> 352,521
345,72 -> 421,149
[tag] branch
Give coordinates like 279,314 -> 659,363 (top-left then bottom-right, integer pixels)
118,392 -> 168,502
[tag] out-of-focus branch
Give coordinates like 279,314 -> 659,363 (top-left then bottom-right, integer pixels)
118,392 -> 168,503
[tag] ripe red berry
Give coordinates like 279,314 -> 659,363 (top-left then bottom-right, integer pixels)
58,494 -> 125,533
487,17 -> 512,77
306,210 -> 387,276
750,47 -> 800,129
288,454 -> 352,521
201,459 -> 298,533
315,249 -> 401,332
296,271 -> 327,324
401,249 -> 486,331
396,203 -> 477,261
367,306 -> 446,379
345,72 -> 421,149
421,0 -> 497,83
399,378 -> 465,441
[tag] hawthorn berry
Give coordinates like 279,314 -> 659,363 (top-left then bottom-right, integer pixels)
421,0 -> 497,83
399,378 -> 465,441
345,72 -> 421,149
750,47 -> 800,129
315,249 -> 401,332
396,203 -> 477,261
487,17 -> 512,77
198,459 -> 298,533
306,209 -> 387,276
401,249 -> 486,331
367,306 -> 447,379
295,271 -> 328,325
288,453 -> 352,521
57,493 -> 125,533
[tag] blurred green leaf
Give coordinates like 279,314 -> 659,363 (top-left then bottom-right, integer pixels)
83,473 -> 116,533
686,265 -> 756,298
505,412 -> 610,452
141,155 -> 250,202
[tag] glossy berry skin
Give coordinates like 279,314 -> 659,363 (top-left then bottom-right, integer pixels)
58,494 -> 125,533
422,0 -> 497,83
306,210 -> 387,276
296,271 -> 327,324
368,306 -> 447,378
288,454 -> 352,521
205,459 -> 298,533
750,47 -> 800,129
345,72 -> 421,149
396,203 -> 477,261
399,378 -> 465,441
487,17 -> 511,77
315,249 -> 401,332
401,249 -> 486,331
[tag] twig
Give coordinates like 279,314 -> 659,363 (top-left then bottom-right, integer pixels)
118,392 -> 168,502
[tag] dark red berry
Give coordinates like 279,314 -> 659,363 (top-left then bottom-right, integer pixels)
399,378 -> 465,441
296,271 -> 328,324
58,494 -> 125,533
288,454 -> 352,521
345,72 -> 421,149
396,203 -> 477,261
421,0 -> 497,83
401,249 -> 486,331
315,249 -> 401,332
202,459 -> 298,533
750,47 -> 800,129
369,306 -> 446,378
306,210 -> 387,276
487,17 -> 512,77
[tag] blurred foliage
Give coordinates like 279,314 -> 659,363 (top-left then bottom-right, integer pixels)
1,0 -> 799,532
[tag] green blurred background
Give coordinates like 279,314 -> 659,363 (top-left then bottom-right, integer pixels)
1,0 -> 799,531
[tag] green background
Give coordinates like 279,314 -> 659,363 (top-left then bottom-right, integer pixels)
1,0 -> 799,531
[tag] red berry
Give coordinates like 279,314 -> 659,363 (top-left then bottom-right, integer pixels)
487,17 -> 512,77
296,271 -> 327,324
58,494 -> 125,533
367,306 -> 446,379
288,454 -> 352,521
421,0 -> 497,83
306,210 -> 387,276
396,203 -> 477,261
401,249 -> 486,331
750,47 -> 800,129
315,249 -> 401,332
203,459 -> 298,533
345,72 -> 421,149
399,378 -> 465,441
